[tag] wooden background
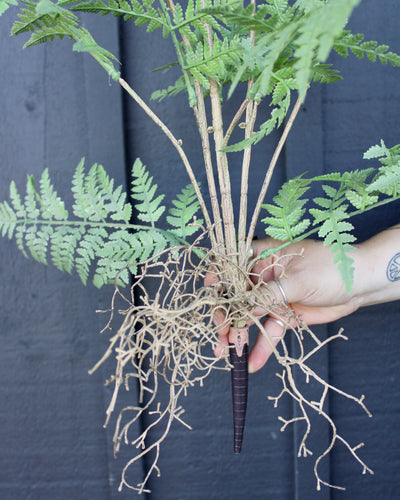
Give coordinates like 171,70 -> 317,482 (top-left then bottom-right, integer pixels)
1,1 -> 399,498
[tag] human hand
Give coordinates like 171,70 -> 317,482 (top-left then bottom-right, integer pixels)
206,238 -> 362,373
246,238 -> 361,372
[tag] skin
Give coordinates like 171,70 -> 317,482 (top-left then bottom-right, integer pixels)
206,225 -> 400,373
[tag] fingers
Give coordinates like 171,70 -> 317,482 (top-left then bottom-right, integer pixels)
214,332 -> 229,359
204,269 -> 219,287
248,317 -> 285,373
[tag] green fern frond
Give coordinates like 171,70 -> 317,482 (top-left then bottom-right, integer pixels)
72,160 -> 109,221
363,140 -> 400,165
208,0 -> 362,100
39,169 -> 69,220
262,176 -> 311,241
233,22 -> 296,101
131,158 -> 165,226
292,0 -> 362,98
0,201 -> 17,239
10,180 -> 26,218
151,75 -> 188,102
293,0 -> 325,14
0,158 -> 201,287
10,0 -> 120,79
63,0 -> 165,32
364,141 -> 400,196
334,31 -> 400,67
366,167 -> 400,197
312,169 -> 378,211
72,29 -> 120,77
312,63 -> 342,84
260,144 -> 400,290
223,69 -> 295,152
11,0 -> 79,40
50,225 -> 84,273
178,27 -> 243,93
167,183 -> 203,238
75,226 -> 108,284
311,206 -> 356,293
0,0 -> 17,16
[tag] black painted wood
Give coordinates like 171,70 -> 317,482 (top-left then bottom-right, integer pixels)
1,1 -> 400,499
285,86 -> 331,500
0,12 -> 132,499
324,2 -> 400,498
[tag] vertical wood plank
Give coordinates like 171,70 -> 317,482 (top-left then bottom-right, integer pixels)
285,85 -> 331,499
0,12 -> 133,499
118,22 -> 295,500
324,1 -> 400,498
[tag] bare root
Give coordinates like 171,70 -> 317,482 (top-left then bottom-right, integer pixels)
92,242 -> 373,493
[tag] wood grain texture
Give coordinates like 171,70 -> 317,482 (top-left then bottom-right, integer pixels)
0,12 -> 131,499
0,1 -> 399,499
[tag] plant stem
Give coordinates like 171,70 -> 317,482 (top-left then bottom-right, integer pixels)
238,94 -> 258,267
238,0 -> 257,266
118,77 -> 213,239
245,95 -> 303,256
193,80 -> 225,251
209,78 -> 237,261
223,98 -> 249,147
165,0 -> 224,250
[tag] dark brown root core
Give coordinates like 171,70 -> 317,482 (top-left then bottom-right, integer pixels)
230,341 -> 248,453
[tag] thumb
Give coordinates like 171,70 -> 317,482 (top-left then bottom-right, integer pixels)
248,317 -> 285,373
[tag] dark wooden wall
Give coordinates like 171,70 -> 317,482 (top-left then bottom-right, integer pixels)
1,1 -> 399,499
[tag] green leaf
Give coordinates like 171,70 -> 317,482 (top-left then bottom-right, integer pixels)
0,159 -> 175,287
39,169 -> 69,220
66,0 -> 165,30
167,183 -> 203,238
10,0 -> 121,79
131,158 -> 165,226
334,31 -> 400,68
316,210 -> 356,292
0,0 -> 17,16
261,175 -> 311,241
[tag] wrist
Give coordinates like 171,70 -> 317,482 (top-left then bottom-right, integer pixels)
351,229 -> 400,308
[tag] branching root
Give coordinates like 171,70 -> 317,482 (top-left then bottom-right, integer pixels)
92,243 -> 373,493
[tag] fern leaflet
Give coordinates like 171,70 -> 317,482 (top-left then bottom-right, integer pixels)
167,183 -> 204,238
131,158 -> 165,226
364,140 -> 400,197
63,0 -> 165,32
334,31 -> 400,67
0,159 -> 201,287
262,176 -> 311,241
10,0 -> 121,79
0,0 -> 17,15
261,141 -> 400,291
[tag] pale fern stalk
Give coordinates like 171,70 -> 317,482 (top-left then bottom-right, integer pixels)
245,95 -> 303,256
196,0 -> 227,253
209,78 -> 237,261
193,80 -> 225,251
223,98 -> 250,147
238,98 -> 258,267
166,0 -> 224,251
118,77 -> 214,242
238,0 -> 257,267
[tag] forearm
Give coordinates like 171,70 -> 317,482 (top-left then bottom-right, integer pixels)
353,225 -> 400,307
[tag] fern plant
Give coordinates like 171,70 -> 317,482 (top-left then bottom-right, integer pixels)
2,0 -> 400,495
0,158 -> 201,286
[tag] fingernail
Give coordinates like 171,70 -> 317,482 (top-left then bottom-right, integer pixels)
248,362 -> 255,374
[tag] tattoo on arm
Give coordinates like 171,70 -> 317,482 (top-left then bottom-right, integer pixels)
387,252 -> 400,282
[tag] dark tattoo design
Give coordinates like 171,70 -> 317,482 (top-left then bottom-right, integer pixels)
387,252 -> 400,282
